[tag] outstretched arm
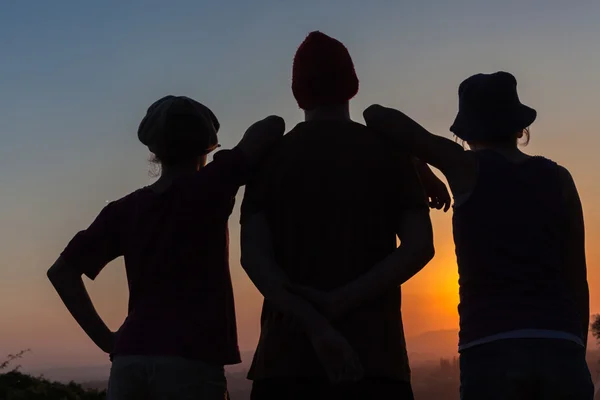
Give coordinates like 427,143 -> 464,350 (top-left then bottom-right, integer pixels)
364,105 -> 477,197
47,258 -> 115,354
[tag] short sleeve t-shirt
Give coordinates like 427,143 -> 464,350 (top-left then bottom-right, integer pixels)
241,120 -> 427,381
61,149 -> 248,365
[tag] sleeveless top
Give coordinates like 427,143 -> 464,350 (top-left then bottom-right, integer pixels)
453,150 -> 583,350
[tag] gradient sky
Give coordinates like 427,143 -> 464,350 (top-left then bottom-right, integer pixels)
2,0 -> 600,369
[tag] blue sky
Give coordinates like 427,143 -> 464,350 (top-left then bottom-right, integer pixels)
1,0 -> 600,367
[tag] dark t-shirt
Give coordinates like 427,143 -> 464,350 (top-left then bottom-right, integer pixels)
241,120 -> 427,381
454,151 -> 582,347
61,149 -> 248,366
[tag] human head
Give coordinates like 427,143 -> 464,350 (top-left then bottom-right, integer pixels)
138,95 -> 219,169
292,31 -> 359,111
450,72 -> 536,149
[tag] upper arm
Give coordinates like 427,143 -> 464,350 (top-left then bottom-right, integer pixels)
559,166 -> 587,281
240,162 -> 274,267
47,256 -> 83,282
60,203 -> 123,280
240,152 -> 273,225
241,211 -> 273,260
397,207 -> 434,257
393,157 -> 434,253
558,165 -> 589,339
200,148 -> 250,201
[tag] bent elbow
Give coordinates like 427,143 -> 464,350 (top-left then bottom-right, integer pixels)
47,258 -> 79,286
47,265 -> 59,284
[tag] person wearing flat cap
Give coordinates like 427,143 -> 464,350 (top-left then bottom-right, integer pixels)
364,72 -> 593,399
47,95 -> 285,400
240,31 -> 440,400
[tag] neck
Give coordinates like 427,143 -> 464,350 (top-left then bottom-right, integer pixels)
470,143 -> 529,162
151,157 -> 206,192
469,140 -> 519,152
304,103 -> 350,122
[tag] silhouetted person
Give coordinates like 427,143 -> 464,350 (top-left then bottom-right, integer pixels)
365,72 -> 594,400
240,31 -> 439,400
47,96 -> 284,400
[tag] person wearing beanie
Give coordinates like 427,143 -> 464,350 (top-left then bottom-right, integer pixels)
364,72 -> 593,399
47,95 -> 285,400
240,31 -> 440,399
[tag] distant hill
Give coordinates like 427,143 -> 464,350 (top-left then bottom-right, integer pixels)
28,365 -> 110,383
406,329 -> 459,364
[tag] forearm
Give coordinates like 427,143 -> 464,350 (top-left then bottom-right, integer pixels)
336,243 -> 434,313
366,110 -> 439,161
413,158 -> 438,185
49,273 -> 112,349
241,214 -> 332,336
364,107 -> 470,179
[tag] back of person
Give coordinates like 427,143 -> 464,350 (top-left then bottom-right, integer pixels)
246,119 -> 421,381
93,163 -> 242,364
48,95 -> 285,400
453,151 -> 592,400
362,71 -> 594,399
454,151 -> 581,348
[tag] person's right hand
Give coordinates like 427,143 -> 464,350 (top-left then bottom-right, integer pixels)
236,116 -> 285,166
309,327 -> 364,385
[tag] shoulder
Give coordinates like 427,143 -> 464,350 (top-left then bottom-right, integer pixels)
555,164 -> 579,200
555,163 -> 573,180
527,157 -> 574,189
94,189 -> 149,224
108,189 -> 147,210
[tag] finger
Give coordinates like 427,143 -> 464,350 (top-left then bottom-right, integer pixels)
429,198 -> 442,210
331,367 -> 344,385
443,199 -> 451,212
435,199 -> 444,210
339,361 -> 359,383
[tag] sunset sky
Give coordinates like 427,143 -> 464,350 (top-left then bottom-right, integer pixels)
1,0 -> 600,369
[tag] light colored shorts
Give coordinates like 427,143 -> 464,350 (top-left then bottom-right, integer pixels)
107,355 -> 228,400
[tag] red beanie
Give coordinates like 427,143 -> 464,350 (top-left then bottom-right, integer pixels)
292,31 -> 359,110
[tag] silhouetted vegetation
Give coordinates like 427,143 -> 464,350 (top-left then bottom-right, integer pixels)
0,351 -> 106,400
592,315 -> 600,342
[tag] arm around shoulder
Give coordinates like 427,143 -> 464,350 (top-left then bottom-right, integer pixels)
363,104 -> 477,196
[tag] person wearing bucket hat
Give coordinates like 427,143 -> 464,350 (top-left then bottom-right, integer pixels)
240,31 -> 436,400
47,95 -> 285,400
364,72 -> 592,399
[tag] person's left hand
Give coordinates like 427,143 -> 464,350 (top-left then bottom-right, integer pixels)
423,171 -> 451,212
